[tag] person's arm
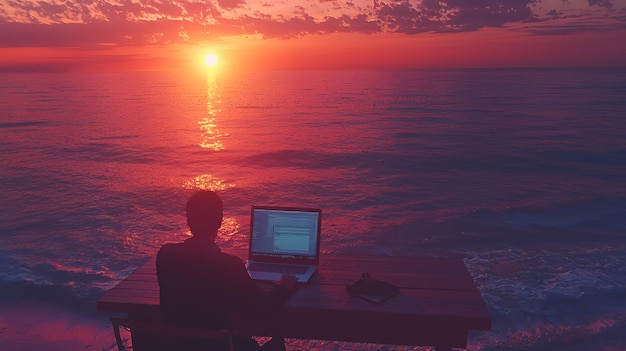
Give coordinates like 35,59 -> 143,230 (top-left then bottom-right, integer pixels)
227,259 -> 296,316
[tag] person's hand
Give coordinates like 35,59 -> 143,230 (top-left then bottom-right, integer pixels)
279,273 -> 298,293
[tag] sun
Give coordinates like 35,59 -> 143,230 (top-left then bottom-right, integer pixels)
204,53 -> 218,67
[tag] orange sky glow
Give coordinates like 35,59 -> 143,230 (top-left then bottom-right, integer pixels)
0,0 -> 625,72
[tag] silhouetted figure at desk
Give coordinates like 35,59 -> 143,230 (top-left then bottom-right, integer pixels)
150,190 -> 297,351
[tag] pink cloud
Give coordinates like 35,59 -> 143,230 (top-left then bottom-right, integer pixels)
0,0 -> 624,50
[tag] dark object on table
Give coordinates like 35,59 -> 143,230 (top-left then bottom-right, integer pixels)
346,272 -> 400,303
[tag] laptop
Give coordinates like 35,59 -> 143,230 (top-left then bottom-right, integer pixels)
245,206 -> 321,283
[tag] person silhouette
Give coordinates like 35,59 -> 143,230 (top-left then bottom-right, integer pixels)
153,190 -> 297,351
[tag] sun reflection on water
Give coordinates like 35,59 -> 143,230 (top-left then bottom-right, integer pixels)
199,71 -> 226,151
182,71 -> 242,246
183,174 -> 235,191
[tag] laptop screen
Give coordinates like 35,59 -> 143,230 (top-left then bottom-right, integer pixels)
249,206 -> 321,264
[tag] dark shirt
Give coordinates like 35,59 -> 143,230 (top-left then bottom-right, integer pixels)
156,236 -> 290,329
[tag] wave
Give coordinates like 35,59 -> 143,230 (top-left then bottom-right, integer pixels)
0,252 -> 109,315
0,279 -> 104,316
0,120 -> 53,129
464,243 -> 626,351
458,196 -> 625,232
0,245 -> 150,316
232,148 -> 537,174
348,196 -> 626,258
231,146 -> 626,179
475,313 -> 626,351
418,197 -> 626,250
52,142 -> 171,164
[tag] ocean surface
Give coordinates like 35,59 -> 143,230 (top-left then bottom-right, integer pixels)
1,68 -> 625,350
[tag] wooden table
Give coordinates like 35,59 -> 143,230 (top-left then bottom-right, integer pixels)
97,251 -> 491,351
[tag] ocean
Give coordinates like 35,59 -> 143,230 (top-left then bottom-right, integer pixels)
1,68 -> 625,350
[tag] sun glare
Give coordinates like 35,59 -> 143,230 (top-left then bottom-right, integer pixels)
204,53 -> 218,67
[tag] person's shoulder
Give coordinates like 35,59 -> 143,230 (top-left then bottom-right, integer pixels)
158,242 -> 183,253
157,242 -> 186,261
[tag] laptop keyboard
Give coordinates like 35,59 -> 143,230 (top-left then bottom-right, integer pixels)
249,262 -> 309,275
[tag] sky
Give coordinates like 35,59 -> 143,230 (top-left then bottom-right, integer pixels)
1,0 -> 625,71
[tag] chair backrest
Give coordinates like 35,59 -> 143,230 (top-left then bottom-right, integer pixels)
110,317 -> 235,351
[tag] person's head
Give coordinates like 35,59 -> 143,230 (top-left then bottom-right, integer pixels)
185,190 -> 223,239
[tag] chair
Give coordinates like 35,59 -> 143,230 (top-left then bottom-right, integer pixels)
110,316 -> 235,351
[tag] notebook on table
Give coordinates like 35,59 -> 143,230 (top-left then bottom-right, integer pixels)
245,206 -> 321,283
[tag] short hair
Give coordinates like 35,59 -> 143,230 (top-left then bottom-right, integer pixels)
185,190 -> 223,234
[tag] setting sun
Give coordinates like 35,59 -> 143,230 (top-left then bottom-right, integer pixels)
204,53 -> 218,67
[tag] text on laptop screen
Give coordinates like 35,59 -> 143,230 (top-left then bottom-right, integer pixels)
251,208 -> 320,260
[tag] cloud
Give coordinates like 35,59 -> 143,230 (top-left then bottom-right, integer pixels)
0,0 -> 623,49
518,1 -> 626,36
371,0 -> 538,34
588,0 -> 614,9
217,0 -> 246,10
521,13 -> 626,35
